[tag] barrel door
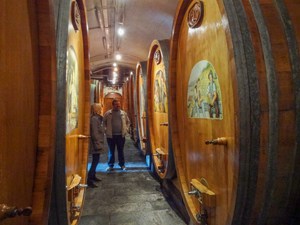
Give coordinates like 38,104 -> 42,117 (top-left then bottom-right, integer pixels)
147,39 -> 176,179
135,62 -> 148,155
0,0 -> 56,224
169,0 -> 300,225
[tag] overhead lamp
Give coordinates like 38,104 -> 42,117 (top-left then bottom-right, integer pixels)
130,71 -> 133,75
114,67 -> 118,72
113,63 -> 117,67
115,54 -> 122,60
117,27 -> 125,36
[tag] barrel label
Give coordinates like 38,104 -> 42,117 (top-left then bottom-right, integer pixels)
71,0 -> 81,32
154,69 -> 168,113
187,60 -> 223,119
187,1 -> 204,29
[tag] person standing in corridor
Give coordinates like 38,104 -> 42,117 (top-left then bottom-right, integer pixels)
103,99 -> 130,171
88,103 -> 105,188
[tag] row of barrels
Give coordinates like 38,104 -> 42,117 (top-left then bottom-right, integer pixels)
133,1 -> 300,225
1,0 -> 299,225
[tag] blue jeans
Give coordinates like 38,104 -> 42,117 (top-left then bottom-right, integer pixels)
107,135 -> 125,167
88,153 -> 100,180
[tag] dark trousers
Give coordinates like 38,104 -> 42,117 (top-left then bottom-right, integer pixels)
107,135 -> 125,167
88,153 -> 100,180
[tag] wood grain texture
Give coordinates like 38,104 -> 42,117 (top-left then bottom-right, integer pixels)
135,61 -> 148,155
0,0 -> 56,225
169,0 -> 300,224
147,39 -> 176,180
64,0 -> 90,224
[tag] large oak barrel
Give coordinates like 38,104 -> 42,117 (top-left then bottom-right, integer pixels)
135,61 -> 148,155
123,75 -> 137,142
103,92 -> 122,113
0,1 -> 56,225
49,0 -> 91,224
169,0 -> 300,225
147,39 -> 176,179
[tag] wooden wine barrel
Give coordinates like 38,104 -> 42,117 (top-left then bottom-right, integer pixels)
169,0 -> 300,225
135,61 -> 148,155
103,92 -> 122,114
49,0 -> 91,224
123,75 -> 137,142
147,39 -> 176,179
0,1 -> 56,225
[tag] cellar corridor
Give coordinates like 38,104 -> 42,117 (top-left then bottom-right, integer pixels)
79,137 -> 187,225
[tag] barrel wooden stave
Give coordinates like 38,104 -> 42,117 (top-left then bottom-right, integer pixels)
135,61 -> 148,154
49,0 -> 90,224
147,39 -> 176,180
170,0 -> 300,225
0,1 -> 56,225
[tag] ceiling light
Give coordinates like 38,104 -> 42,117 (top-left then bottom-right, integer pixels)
130,71 -> 133,75
115,54 -> 122,60
114,67 -> 118,72
118,27 -> 125,36
113,63 -> 117,67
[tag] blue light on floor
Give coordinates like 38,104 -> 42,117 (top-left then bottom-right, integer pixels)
145,154 -> 151,167
87,161 -> 149,173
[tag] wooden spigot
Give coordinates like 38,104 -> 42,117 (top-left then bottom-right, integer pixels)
205,137 -> 227,146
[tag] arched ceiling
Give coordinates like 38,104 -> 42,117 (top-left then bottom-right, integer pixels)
85,0 -> 179,86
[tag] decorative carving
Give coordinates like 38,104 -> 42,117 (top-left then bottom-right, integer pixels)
188,1 -> 204,28
71,1 -> 81,31
154,50 -> 161,65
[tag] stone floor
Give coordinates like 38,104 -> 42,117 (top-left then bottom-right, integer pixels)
79,137 -> 187,225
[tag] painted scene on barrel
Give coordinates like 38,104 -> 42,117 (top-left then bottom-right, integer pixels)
66,45 -> 79,133
154,69 -> 168,113
187,60 -> 223,119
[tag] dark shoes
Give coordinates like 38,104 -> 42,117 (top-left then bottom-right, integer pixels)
121,166 -> 126,171
106,167 -> 113,172
87,181 -> 98,188
92,176 -> 102,182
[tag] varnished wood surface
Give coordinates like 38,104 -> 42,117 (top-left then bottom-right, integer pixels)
122,76 -> 136,140
169,0 -> 300,225
0,1 -> 56,225
135,61 -> 148,154
147,39 -> 175,180
31,1 -> 57,224
128,75 -> 137,142
64,0 -> 90,224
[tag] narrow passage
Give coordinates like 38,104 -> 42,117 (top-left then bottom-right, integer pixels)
79,137 -> 187,225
